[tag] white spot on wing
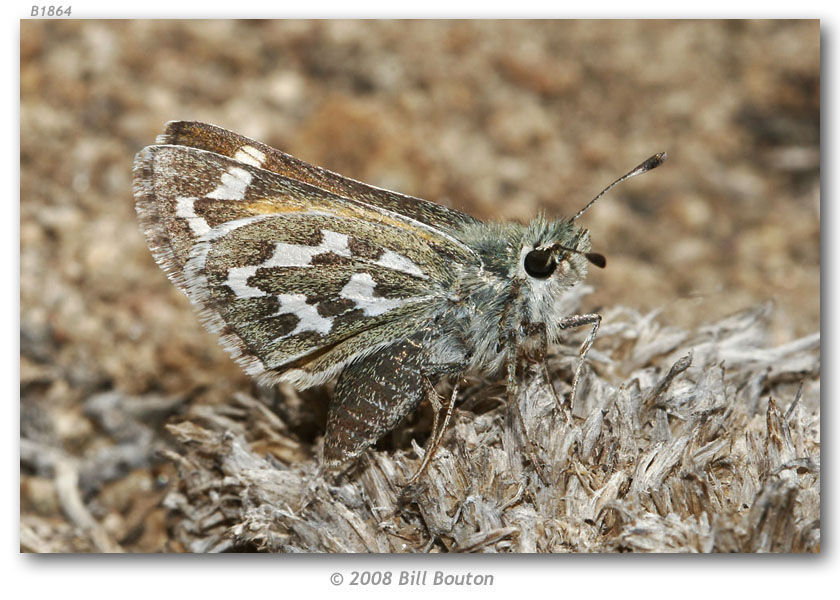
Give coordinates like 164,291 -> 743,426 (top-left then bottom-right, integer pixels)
234,145 -> 266,167
278,294 -> 333,335
375,249 -> 426,278
270,294 -> 333,342
223,230 -> 351,299
224,265 -> 264,298
207,167 -> 253,201
184,215 -> 277,300
264,230 -> 351,268
175,196 -> 211,236
340,273 -> 407,317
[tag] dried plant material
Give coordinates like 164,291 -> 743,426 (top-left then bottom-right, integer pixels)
161,302 -> 820,553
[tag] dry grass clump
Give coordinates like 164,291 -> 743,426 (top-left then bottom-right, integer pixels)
158,299 -> 819,553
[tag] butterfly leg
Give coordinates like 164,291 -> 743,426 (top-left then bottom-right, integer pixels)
406,379 -> 461,484
522,321 -> 565,410
505,349 -> 550,485
558,313 -> 601,409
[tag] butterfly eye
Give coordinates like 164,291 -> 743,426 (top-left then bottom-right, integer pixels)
523,248 -> 557,279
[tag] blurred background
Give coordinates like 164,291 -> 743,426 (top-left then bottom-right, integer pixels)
20,20 -> 819,551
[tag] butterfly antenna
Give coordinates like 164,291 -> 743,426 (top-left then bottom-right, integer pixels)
550,243 -> 607,269
569,152 -> 668,222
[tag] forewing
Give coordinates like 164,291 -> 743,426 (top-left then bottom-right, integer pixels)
134,143 -> 477,387
159,121 -> 481,235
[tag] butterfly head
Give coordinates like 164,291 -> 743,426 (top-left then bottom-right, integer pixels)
514,152 -> 667,318
519,152 -> 667,283
518,217 -> 603,289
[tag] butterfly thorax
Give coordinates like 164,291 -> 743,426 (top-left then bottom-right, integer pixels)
432,217 -> 591,375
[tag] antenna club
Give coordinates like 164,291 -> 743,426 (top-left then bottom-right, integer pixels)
585,252 -> 607,269
643,152 -> 668,171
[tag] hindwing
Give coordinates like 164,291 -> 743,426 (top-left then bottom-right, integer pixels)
134,140 -> 479,387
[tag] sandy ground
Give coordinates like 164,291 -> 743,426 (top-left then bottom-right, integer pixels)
20,20 -> 819,552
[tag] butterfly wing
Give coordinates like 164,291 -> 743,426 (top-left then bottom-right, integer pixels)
157,121 -> 480,236
134,142 -> 479,388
